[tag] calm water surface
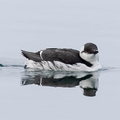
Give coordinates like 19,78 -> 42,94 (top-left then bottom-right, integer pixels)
0,63 -> 120,120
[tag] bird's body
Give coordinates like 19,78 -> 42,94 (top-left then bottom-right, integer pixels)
21,43 -> 101,72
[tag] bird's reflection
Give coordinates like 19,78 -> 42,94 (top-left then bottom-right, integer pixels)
21,71 -> 99,97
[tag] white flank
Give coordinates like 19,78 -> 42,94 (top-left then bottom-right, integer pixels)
25,60 -> 101,72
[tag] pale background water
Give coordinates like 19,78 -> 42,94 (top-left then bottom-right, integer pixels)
0,0 -> 120,120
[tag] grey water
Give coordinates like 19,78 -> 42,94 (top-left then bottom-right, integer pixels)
1,64 -> 120,120
1,0 -> 120,120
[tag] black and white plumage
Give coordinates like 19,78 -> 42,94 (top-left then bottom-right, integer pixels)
21,43 -> 101,71
22,71 -> 99,97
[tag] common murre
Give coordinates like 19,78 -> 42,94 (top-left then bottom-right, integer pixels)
21,43 -> 101,71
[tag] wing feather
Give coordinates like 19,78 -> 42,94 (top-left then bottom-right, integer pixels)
42,48 -> 80,64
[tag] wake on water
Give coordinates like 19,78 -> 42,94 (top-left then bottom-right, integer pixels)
0,57 -> 24,68
0,57 -> 120,72
0,63 -> 119,72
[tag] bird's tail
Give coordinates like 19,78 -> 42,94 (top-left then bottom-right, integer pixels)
21,50 -> 41,62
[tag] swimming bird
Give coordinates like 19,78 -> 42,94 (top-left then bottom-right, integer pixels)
21,43 -> 101,71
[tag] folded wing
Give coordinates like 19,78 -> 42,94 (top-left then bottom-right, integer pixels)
42,48 -> 80,64
21,48 -> 81,65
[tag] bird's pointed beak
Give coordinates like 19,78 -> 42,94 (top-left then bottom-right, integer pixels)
94,50 -> 99,54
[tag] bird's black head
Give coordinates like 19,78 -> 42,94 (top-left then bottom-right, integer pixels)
83,43 -> 98,54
